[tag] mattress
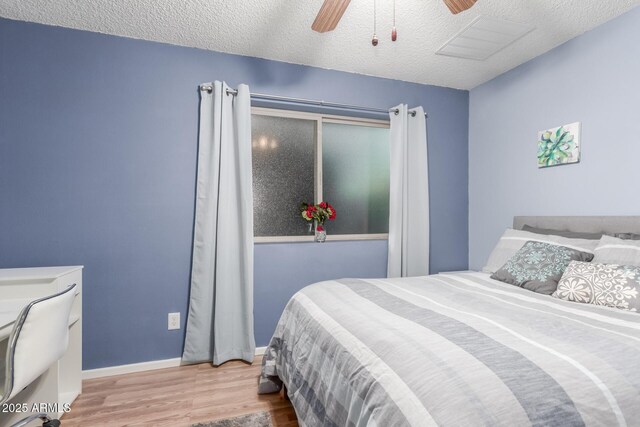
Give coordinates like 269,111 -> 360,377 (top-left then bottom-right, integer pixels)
258,272 -> 640,426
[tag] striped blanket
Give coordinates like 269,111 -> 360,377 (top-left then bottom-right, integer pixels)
258,272 -> 640,427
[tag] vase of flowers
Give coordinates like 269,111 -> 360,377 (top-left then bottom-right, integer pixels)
314,221 -> 327,243
300,201 -> 336,243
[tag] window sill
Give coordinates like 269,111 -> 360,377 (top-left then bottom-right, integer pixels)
254,234 -> 388,244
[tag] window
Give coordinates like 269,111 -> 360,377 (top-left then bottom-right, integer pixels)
251,108 -> 390,242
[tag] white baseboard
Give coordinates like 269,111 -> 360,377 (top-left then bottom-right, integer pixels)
83,346 -> 267,380
82,357 -> 183,380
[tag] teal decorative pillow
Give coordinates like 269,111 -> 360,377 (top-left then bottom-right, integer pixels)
490,241 -> 594,295
554,261 -> 640,311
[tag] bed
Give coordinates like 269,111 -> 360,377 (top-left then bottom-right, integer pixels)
258,217 -> 640,426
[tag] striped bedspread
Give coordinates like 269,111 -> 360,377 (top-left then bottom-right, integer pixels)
258,272 -> 640,427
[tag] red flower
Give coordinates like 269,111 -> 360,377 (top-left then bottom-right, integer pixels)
316,224 -> 324,232
319,201 -> 327,208
308,205 -> 317,212
327,205 -> 336,220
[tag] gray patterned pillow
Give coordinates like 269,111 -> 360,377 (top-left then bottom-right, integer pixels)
491,241 -> 594,295
482,229 -> 598,274
553,261 -> 640,312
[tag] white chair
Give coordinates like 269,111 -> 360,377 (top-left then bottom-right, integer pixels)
1,284 -> 77,427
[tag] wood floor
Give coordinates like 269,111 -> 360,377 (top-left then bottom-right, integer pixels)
61,356 -> 298,426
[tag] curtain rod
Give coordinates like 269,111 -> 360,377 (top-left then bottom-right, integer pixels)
199,85 -> 428,118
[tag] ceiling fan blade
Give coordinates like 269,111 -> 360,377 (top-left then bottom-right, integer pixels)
312,0 -> 351,33
443,0 -> 477,14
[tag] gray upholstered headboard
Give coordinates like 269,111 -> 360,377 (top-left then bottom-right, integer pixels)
513,216 -> 640,235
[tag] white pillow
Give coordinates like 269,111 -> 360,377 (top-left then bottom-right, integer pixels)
483,228 -> 600,274
592,235 -> 640,267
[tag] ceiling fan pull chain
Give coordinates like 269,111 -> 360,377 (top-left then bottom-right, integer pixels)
392,0 -> 397,41
372,0 -> 379,46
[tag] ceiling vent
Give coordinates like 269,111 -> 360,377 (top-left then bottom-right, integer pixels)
436,16 -> 535,61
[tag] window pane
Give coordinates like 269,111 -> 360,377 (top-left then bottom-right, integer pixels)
322,122 -> 390,234
252,114 -> 315,237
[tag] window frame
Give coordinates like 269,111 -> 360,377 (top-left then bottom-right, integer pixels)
251,106 -> 390,244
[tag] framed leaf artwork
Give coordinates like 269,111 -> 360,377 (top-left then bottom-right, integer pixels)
537,122 -> 581,168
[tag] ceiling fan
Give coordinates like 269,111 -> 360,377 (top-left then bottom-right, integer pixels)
443,0 -> 478,14
311,0 -> 478,33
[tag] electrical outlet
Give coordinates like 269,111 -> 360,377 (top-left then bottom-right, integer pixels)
168,312 -> 180,330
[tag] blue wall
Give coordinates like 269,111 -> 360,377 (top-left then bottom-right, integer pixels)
468,7 -> 640,269
0,18 -> 469,369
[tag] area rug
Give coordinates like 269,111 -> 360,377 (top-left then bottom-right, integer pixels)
192,411 -> 273,427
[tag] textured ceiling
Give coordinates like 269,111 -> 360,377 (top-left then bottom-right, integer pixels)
1,0 -> 638,89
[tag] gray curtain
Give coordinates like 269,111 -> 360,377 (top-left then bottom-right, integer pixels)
387,104 -> 430,277
183,81 -> 255,365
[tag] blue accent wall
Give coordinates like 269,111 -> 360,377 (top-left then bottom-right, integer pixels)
0,17 -> 469,369
468,7 -> 640,270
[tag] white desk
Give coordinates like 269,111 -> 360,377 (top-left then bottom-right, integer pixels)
0,266 -> 83,427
